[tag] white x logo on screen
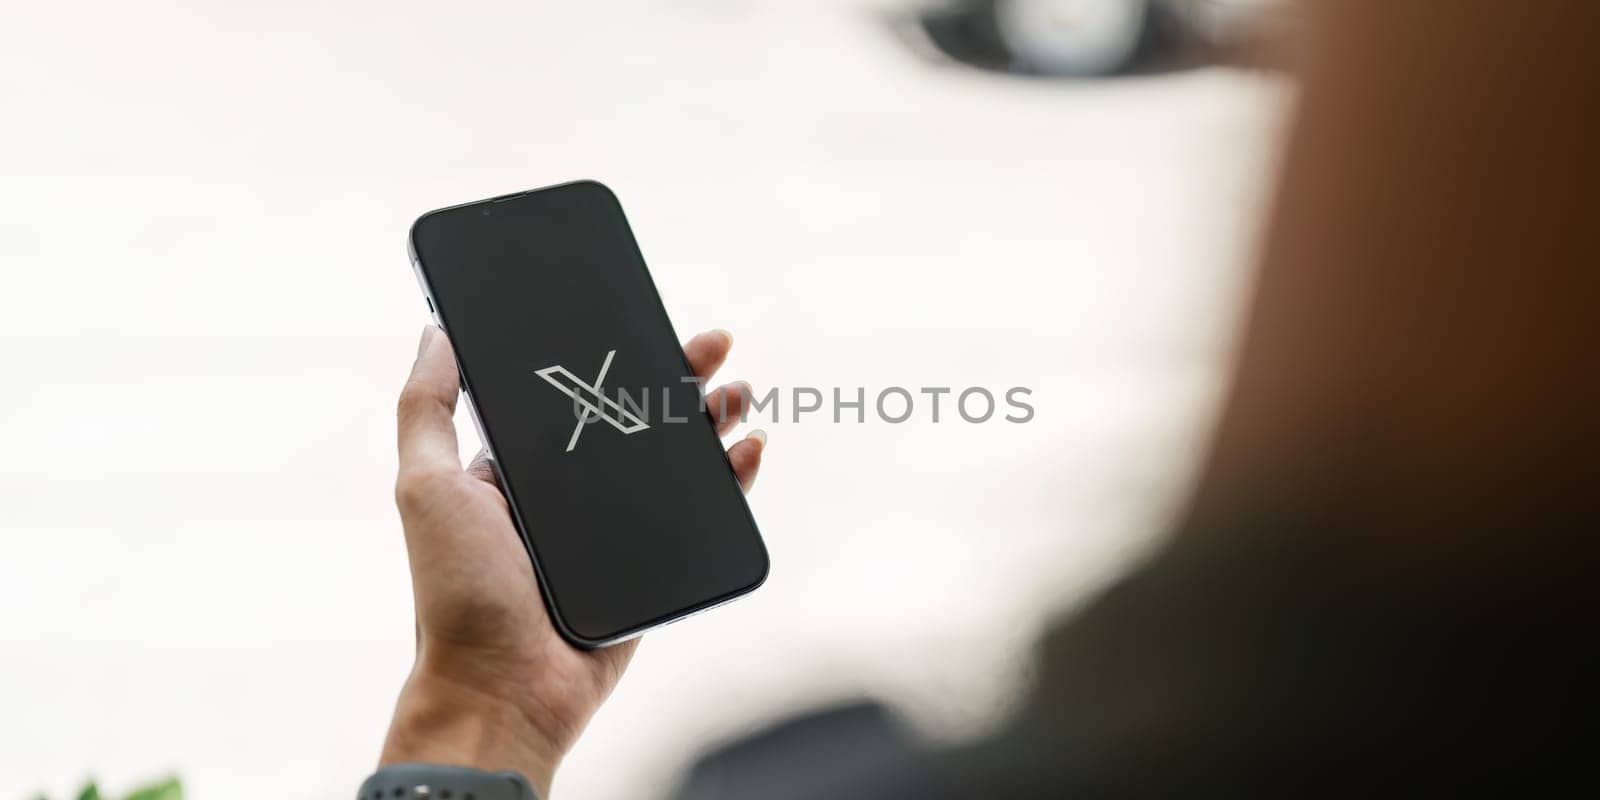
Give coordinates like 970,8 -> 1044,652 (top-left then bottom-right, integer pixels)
534,349 -> 652,452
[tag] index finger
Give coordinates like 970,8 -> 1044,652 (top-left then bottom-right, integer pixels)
684,329 -> 733,382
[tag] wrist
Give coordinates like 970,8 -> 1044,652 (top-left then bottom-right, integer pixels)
381,657 -> 565,798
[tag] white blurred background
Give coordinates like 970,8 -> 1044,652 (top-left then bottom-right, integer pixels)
0,1 -> 1287,797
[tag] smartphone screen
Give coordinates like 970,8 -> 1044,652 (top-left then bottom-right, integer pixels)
408,181 -> 768,647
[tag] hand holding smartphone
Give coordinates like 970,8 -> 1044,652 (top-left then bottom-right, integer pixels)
406,180 -> 769,648
384,321 -> 764,794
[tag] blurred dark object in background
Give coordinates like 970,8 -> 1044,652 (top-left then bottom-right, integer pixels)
897,0 -> 1293,77
669,702 -> 916,800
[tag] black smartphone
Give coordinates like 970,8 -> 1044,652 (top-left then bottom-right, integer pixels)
407,180 -> 768,648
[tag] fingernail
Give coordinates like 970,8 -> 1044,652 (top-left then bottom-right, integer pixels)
417,325 -> 436,358
712,328 -> 734,348
746,428 -> 767,446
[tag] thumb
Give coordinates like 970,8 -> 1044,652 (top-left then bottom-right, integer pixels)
397,325 -> 461,475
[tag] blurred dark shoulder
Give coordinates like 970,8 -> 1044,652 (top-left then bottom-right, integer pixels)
674,512 -> 1596,799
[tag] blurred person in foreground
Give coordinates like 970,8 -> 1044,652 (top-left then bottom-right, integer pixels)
377,1 -> 1598,796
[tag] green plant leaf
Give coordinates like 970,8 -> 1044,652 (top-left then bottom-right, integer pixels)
75,783 -> 102,800
121,778 -> 182,800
